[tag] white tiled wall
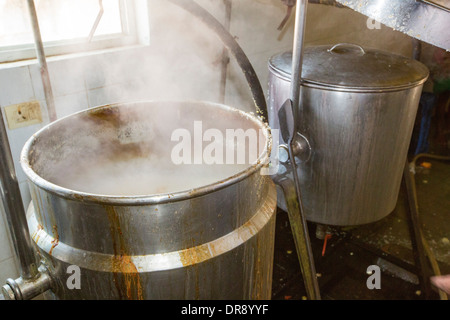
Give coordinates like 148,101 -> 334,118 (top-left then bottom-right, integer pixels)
0,202 -> 19,285
0,0 -> 414,288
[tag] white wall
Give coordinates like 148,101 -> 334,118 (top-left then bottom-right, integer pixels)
0,0 -> 414,286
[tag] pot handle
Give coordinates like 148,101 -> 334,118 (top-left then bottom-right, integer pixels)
272,172 -> 320,300
271,99 -> 321,300
328,43 -> 366,55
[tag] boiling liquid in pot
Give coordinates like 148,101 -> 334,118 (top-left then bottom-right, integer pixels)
54,158 -> 249,196
35,103 -> 267,197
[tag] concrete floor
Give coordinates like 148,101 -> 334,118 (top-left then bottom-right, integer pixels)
271,144 -> 450,300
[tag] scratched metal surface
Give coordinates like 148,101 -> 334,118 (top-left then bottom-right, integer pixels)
336,0 -> 450,50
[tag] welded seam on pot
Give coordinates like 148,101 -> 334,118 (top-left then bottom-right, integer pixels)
27,188 -> 277,273
20,101 -> 273,206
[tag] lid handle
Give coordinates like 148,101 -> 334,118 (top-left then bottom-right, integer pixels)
328,43 -> 366,55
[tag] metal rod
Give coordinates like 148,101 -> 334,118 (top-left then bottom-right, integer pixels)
219,0 -> 232,104
279,178 -> 321,299
290,0 -> 308,135
403,159 -> 434,298
0,112 -> 38,280
287,0 -> 321,300
26,0 -> 57,122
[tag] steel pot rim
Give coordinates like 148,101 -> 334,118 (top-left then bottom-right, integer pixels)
268,45 -> 430,92
20,100 -> 272,206
269,64 -> 429,92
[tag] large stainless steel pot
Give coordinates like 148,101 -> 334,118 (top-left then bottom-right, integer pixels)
21,101 -> 276,300
269,43 -> 429,226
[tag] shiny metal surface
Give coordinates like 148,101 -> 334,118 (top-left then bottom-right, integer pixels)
268,45 -> 428,226
336,0 -> 450,50
272,158 -> 320,300
21,101 -> 277,299
269,45 -> 429,91
277,0 -> 321,300
1,285 -> 14,300
4,264 -> 52,300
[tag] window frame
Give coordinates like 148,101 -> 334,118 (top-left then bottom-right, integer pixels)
0,0 -> 139,63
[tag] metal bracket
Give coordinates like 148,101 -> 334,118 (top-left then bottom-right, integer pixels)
1,264 -> 53,300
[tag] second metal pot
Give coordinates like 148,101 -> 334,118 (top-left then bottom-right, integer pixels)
268,44 -> 429,226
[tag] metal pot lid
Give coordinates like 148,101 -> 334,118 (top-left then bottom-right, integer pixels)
269,43 -> 429,90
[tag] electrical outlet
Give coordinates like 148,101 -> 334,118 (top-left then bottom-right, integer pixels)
4,101 -> 43,130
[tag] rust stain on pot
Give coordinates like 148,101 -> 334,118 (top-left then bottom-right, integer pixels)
73,193 -> 94,201
106,206 -> 143,300
111,254 -> 143,300
49,225 -> 59,256
179,245 -> 212,267
251,233 -> 264,300
32,223 -> 43,244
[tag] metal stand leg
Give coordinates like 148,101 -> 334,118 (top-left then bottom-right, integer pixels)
277,178 -> 321,300
403,159 -> 435,299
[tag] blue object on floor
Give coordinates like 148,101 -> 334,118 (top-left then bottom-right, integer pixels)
414,92 -> 436,155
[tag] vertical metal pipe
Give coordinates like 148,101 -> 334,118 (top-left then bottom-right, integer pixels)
0,112 -> 38,280
26,0 -> 57,122
403,160 -> 434,299
290,0 -> 308,134
287,0 -> 321,300
219,0 -> 232,104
